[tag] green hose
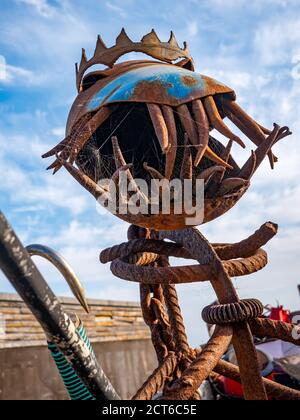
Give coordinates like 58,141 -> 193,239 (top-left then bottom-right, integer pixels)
48,322 -> 95,400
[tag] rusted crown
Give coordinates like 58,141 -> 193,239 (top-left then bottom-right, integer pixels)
75,28 -> 193,91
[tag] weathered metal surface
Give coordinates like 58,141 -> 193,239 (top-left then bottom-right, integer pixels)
85,65 -> 233,112
0,212 -> 120,401
36,27 -> 299,401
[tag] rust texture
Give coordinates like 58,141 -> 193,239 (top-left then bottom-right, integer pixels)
39,28 -> 298,400
100,221 -> 300,401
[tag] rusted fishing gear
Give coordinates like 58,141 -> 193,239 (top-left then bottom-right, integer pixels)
100,222 -> 300,401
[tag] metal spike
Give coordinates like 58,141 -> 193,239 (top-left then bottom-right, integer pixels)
95,35 -> 107,55
147,104 -> 169,153
116,28 -> 132,46
111,137 -> 149,205
180,134 -> 193,180
42,137 -> 69,159
162,105 -> 177,179
203,96 -> 246,148
214,139 -> 233,184
177,104 -> 199,150
240,124 -> 291,180
142,29 -> 161,44
112,163 -> 133,184
222,98 -> 276,168
197,166 -> 224,183
192,99 -> 210,167
217,178 -> 249,196
112,136 -> 126,168
168,31 -> 179,48
204,146 -> 233,170
58,156 -> 109,200
143,163 -> 165,180
80,48 -> 88,66
183,41 -> 189,52
238,151 -> 257,180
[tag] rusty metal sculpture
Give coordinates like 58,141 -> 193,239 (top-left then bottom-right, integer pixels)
39,29 -> 299,400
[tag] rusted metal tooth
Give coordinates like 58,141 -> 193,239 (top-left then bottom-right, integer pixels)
204,146 -> 233,169
176,104 -> 199,149
147,103 -> 169,154
240,124 -> 287,180
111,163 -> 133,184
180,134 -> 193,180
44,114 -> 93,173
216,139 -> 233,182
197,166 -> 224,184
202,96 -> 246,148
70,106 -> 111,164
112,136 -> 149,205
276,126 -> 292,142
42,137 -> 69,158
222,98 -> 276,169
57,155 -> 109,200
217,178 -> 249,196
162,105 -> 177,179
257,123 -> 272,135
238,150 -> 257,180
143,163 -> 169,199
143,162 -> 165,180
111,135 -> 127,168
204,140 -> 234,197
192,99 -> 210,167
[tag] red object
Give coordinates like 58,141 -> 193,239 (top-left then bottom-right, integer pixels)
219,374 -> 275,399
269,306 -> 291,323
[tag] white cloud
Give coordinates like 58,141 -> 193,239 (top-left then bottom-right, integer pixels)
187,21 -> 198,37
16,0 -> 55,18
51,127 -> 65,137
105,1 -> 127,18
254,17 -> 300,66
0,63 -> 47,86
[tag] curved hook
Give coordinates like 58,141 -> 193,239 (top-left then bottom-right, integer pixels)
26,244 -> 89,314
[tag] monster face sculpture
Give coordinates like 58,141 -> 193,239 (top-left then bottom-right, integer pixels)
43,29 -> 291,230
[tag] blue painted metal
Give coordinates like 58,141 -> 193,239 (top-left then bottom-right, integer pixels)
87,64 -> 229,111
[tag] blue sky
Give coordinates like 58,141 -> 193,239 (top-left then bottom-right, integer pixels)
0,0 -> 300,345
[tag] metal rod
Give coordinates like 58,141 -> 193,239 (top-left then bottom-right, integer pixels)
0,211 -> 120,401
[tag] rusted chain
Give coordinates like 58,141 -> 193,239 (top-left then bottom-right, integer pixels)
249,318 -> 300,346
140,283 -> 168,363
162,283 -> 190,356
214,360 -> 300,400
164,326 -> 233,400
100,222 -> 300,400
202,299 -> 264,325
132,352 -> 178,400
159,228 -> 268,400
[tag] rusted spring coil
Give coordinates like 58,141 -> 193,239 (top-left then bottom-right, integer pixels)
202,299 -> 264,325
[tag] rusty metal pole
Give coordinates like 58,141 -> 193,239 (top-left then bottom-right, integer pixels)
0,211 -> 120,401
